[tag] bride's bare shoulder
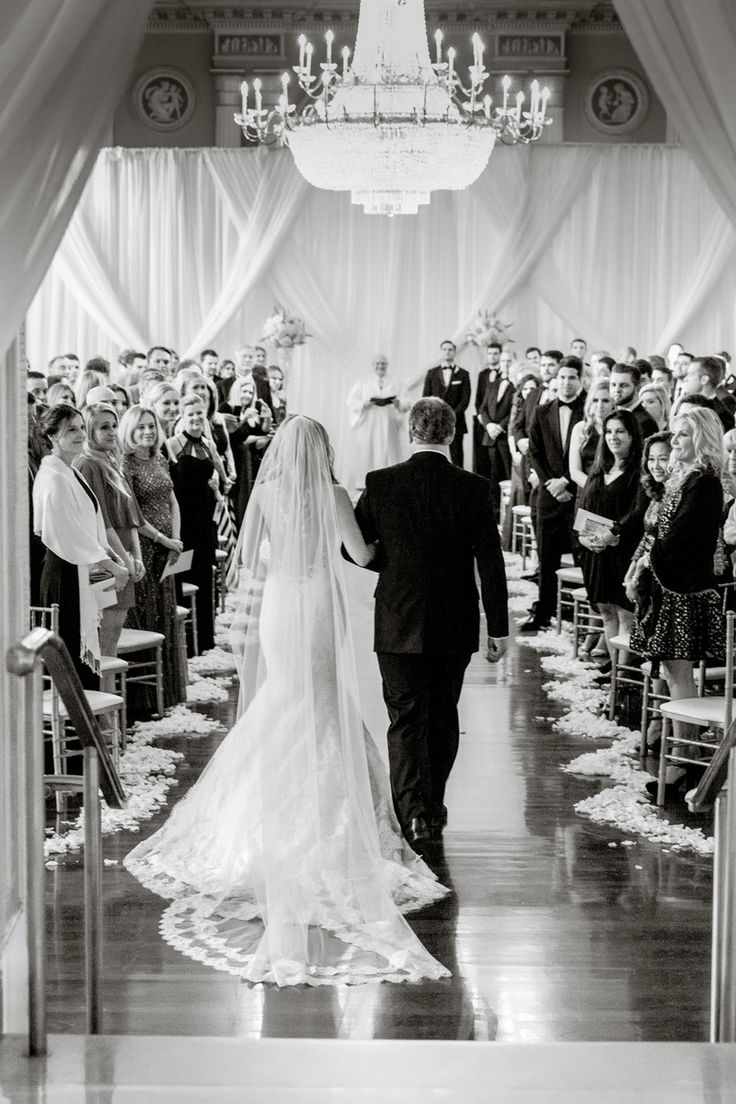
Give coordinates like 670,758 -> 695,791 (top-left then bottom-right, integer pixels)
333,484 -> 353,510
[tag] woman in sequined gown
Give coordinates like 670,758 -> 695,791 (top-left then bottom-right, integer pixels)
120,405 -> 187,709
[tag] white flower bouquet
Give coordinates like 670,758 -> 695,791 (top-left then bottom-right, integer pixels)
261,305 -> 310,348
465,309 -> 513,348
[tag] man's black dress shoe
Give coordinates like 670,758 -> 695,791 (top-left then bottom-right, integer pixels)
405,816 -> 432,849
519,616 -> 551,632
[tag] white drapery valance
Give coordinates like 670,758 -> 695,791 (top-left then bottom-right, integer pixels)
27,144 -> 736,467
0,0 -> 150,357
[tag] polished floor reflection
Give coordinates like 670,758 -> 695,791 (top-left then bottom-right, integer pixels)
44,569 -> 714,1041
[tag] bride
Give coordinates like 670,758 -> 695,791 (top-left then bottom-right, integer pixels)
125,414 -> 450,986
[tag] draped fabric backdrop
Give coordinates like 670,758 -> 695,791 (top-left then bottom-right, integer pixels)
27,144 -> 736,475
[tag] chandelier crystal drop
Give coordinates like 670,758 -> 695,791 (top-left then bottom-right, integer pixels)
234,0 -> 552,216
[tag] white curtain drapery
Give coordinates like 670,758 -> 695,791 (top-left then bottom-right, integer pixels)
27,144 -> 736,472
614,0 -> 736,229
0,0 -> 150,356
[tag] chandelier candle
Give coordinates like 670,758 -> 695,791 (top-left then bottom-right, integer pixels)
234,0 -> 552,216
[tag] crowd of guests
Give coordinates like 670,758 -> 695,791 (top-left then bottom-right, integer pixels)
449,337 -> 735,806
28,343 -> 286,716
27,332 -> 736,808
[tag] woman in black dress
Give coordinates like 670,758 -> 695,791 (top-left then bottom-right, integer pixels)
167,395 -> 219,652
568,381 -> 614,492
32,405 -> 129,690
222,378 -> 273,528
577,408 -> 645,666
630,408 -> 726,797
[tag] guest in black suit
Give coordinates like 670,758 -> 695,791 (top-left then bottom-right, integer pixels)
354,397 -> 509,850
422,340 -> 471,467
683,356 -> 736,430
524,355 -> 586,630
609,363 -> 658,440
477,359 -> 515,521
229,343 -> 272,410
472,341 -> 501,478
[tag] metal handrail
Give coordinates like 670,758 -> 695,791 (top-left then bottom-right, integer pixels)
6,627 -> 127,1056
688,717 -> 736,814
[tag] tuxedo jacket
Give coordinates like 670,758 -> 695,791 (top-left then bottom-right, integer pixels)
478,377 -> 516,444
474,367 -> 491,422
528,395 -> 585,518
354,451 -> 508,653
422,366 -> 471,434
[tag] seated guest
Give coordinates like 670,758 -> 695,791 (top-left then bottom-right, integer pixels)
630,409 -> 726,801
119,405 -> 187,708
569,381 -> 615,490
577,409 -> 644,669
638,383 -> 671,431
33,405 -> 128,689
46,381 -> 76,407
609,362 -> 658,439
75,403 -> 145,657
167,395 -> 219,652
624,431 -> 673,750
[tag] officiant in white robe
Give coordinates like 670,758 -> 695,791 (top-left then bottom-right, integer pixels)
344,354 -> 411,497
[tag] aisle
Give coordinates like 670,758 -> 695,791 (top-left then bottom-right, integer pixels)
44,572 -> 714,1042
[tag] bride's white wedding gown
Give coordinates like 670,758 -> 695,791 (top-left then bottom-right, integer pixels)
125,416 -> 449,986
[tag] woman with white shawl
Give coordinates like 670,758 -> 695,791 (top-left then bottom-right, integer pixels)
32,404 -> 129,688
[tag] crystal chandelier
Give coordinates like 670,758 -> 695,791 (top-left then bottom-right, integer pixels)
234,0 -> 552,216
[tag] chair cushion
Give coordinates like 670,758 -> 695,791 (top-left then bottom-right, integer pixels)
609,633 -> 632,651
44,689 -> 123,718
100,655 -> 128,674
556,567 -> 584,584
182,582 -> 198,597
659,696 -> 729,726
117,628 -> 165,653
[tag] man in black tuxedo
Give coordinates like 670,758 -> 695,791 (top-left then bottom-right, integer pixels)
523,355 -> 586,631
609,363 -> 658,439
422,340 -> 471,467
477,354 -> 516,521
473,341 -> 501,479
354,397 -> 509,851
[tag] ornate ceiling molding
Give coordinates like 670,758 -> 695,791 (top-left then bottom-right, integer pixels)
146,2 -> 620,33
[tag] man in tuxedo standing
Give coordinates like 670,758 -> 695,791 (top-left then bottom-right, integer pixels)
422,340 -> 471,467
522,355 -> 586,631
472,341 -> 501,479
477,350 -> 516,521
354,397 -> 509,851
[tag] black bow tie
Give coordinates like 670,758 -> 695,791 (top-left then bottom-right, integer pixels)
558,399 -> 575,407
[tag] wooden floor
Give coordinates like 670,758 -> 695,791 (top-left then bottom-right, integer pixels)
44,566 -> 715,1042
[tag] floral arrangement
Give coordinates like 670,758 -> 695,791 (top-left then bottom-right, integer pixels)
261,305 -> 310,348
465,309 -> 514,348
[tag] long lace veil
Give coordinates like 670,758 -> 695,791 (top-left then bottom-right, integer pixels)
126,415 -> 448,985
